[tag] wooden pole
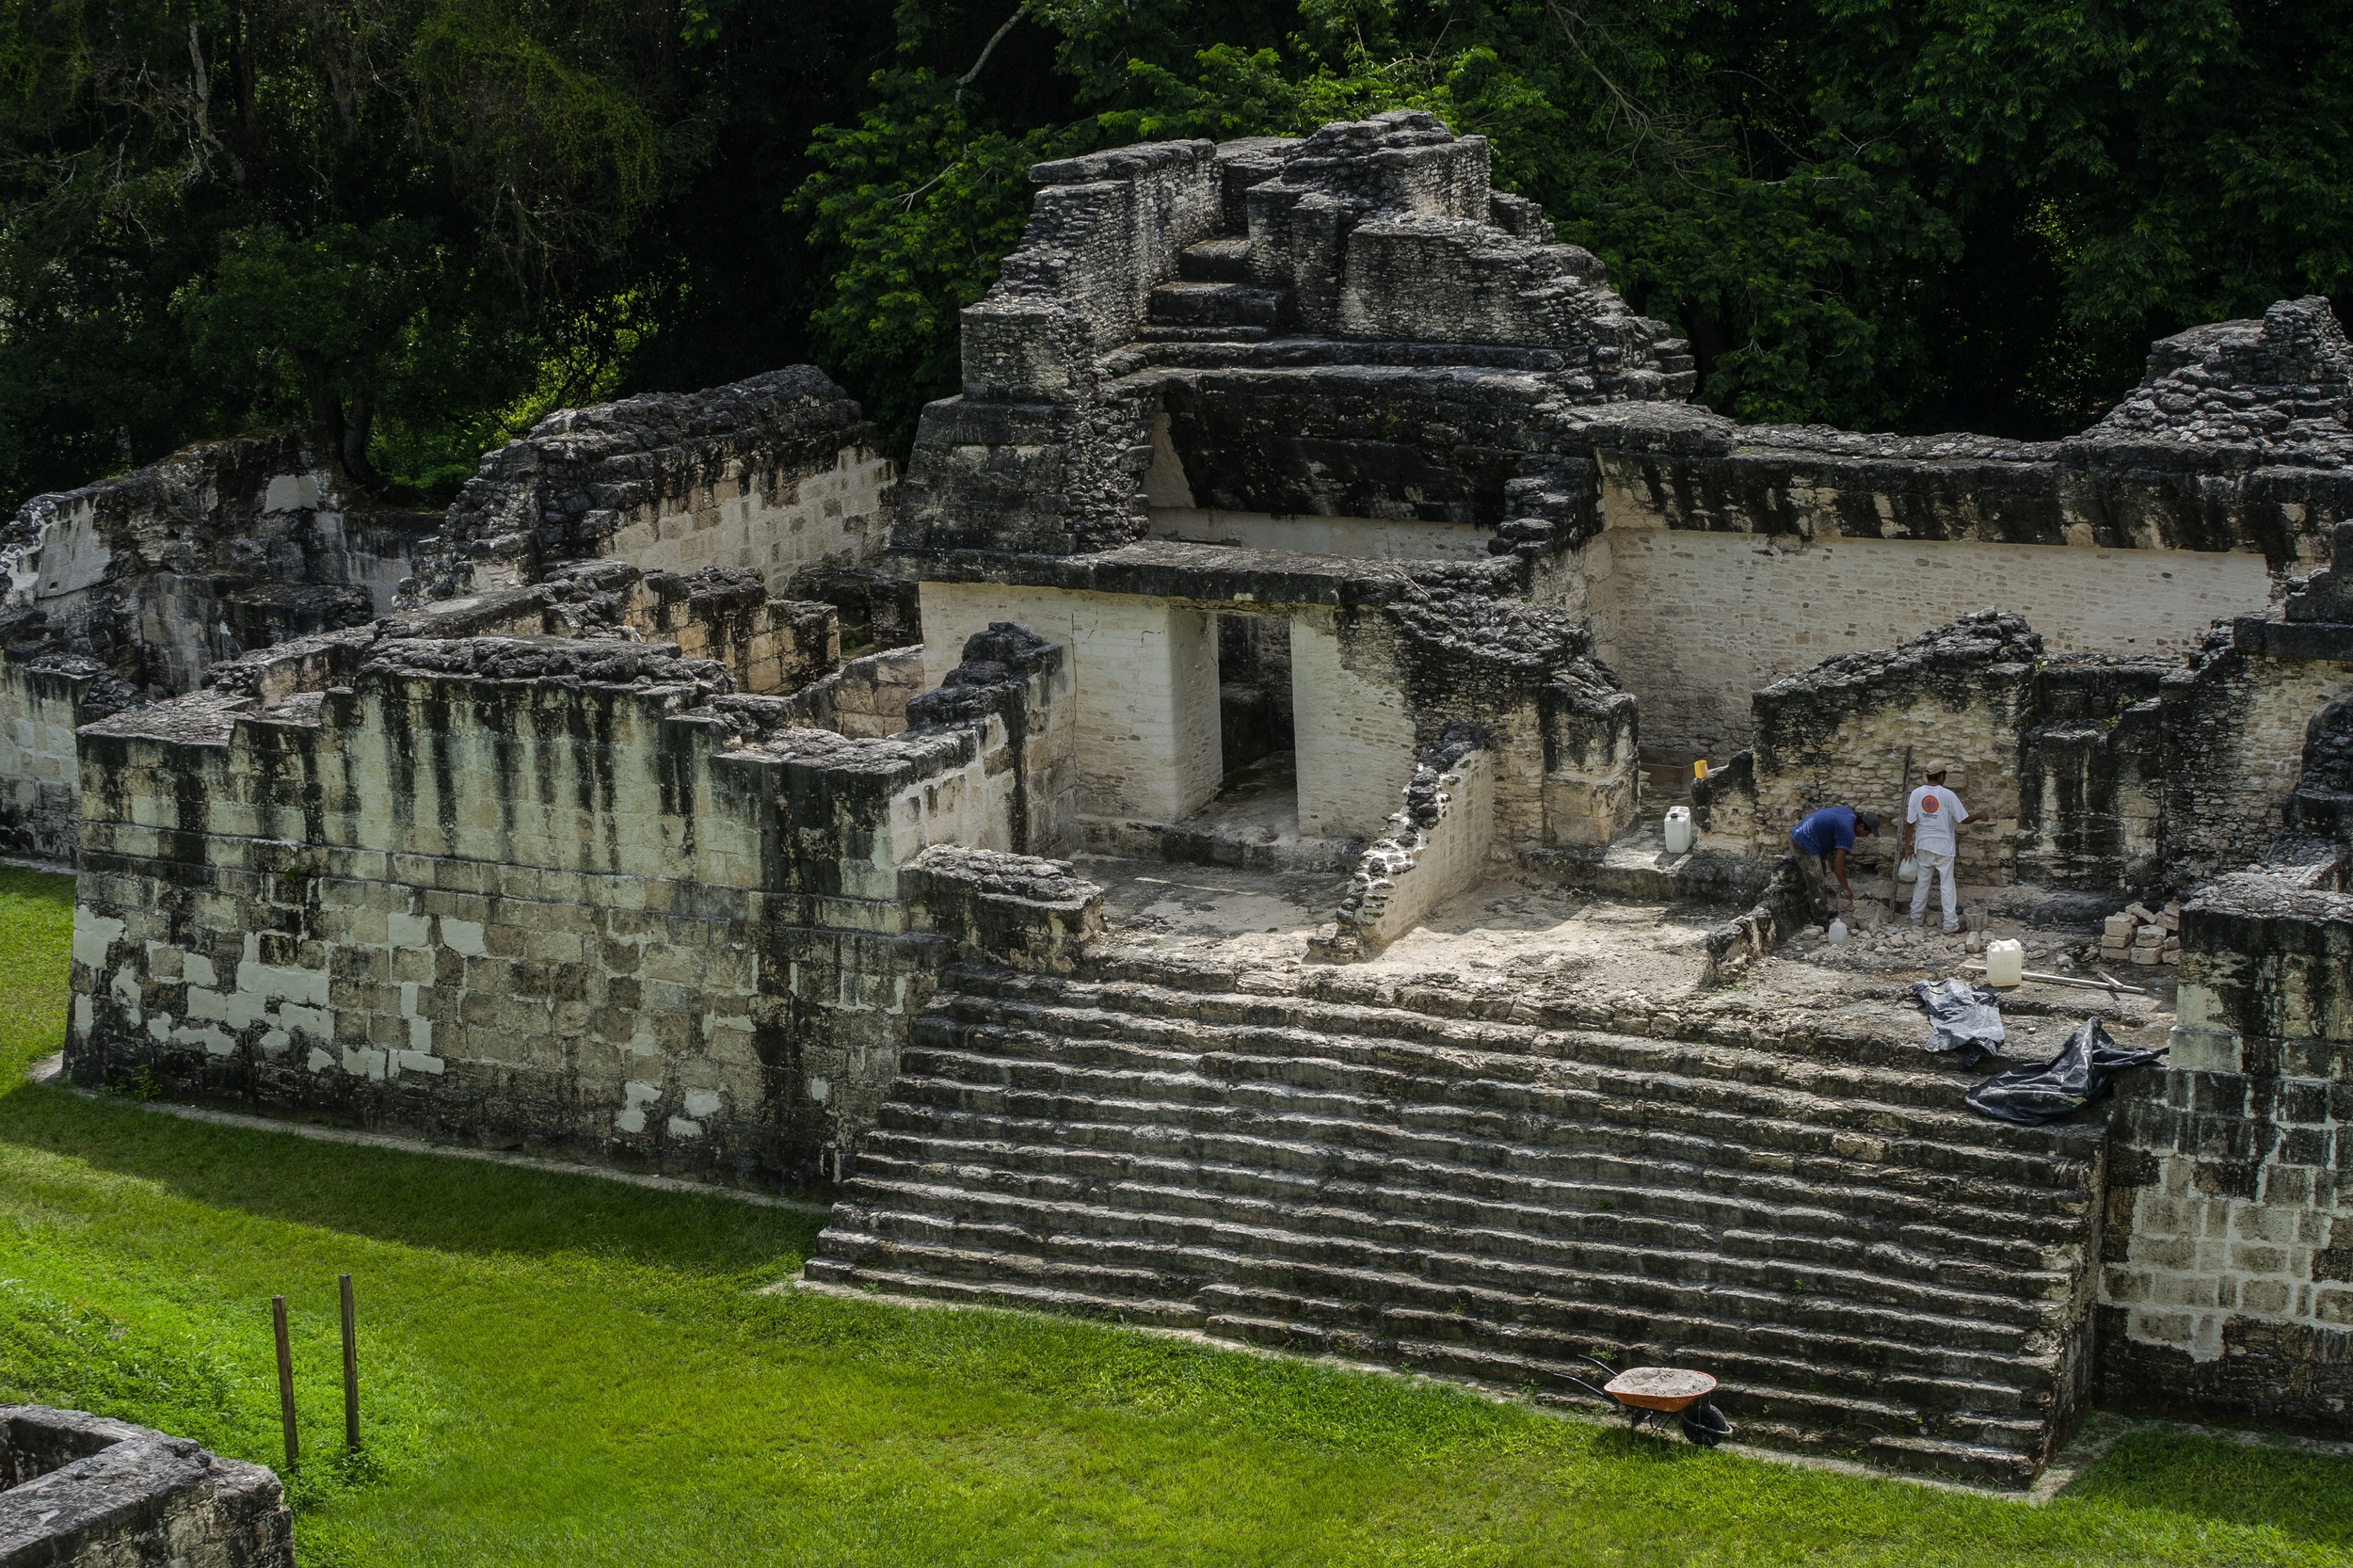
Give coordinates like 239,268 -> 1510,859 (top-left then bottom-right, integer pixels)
271,1295 -> 298,1469
1887,744 -> 1913,918
339,1273 -> 360,1448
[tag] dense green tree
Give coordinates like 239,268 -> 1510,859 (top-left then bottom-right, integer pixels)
0,1 -> 2343,512
804,0 -> 2352,451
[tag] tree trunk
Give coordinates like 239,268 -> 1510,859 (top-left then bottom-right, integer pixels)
341,376 -> 383,491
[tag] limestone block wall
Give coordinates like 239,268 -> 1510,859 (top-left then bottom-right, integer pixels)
964,139 -> 1220,397
0,657 -> 137,861
1582,520 -> 2274,762
802,646 -> 928,740
2163,640 -> 2353,884
2100,873 -> 2353,1432
2015,657 -> 2172,890
918,581 -> 1223,825
408,366 -> 890,604
1326,743 -> 1496,955
1728,615 -> 2038,885
621,568 -> 840,695
0,425 -> 392,697
601,447 -> 892,584
1292,609 -> 1418,841
63,628 -> 1076,1188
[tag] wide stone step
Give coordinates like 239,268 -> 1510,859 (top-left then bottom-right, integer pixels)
846,1148 -> 2079,1302
1148,280 -> 1283,328
818,961 -> 2101,1484
952,965 -> 2042,1081
832,1194 -> 2056,1359
838,1176 -> 2069,1335
853,1136 -> 2080,1276
927,984 -> 2033,1129
884,1056 -> 2095,1198
1177,238 -> 1254,281
871,1101 -> 2094,1246
804,1242 -> 2053,1484
906,1021 -> 2095,1181
926,996 -> 1992,1121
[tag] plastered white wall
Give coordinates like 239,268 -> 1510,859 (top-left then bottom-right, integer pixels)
606,449 -> 894,583
1290,611 -> 1417,840
1586,525 -> 2274,758
918,582 -> 1222,823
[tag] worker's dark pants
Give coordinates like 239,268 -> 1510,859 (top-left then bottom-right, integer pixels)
1791,848 -> 1838,921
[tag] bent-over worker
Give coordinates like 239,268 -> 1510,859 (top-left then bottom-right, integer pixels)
1788,805 -> 1880,920
1903,762 -> 1987,933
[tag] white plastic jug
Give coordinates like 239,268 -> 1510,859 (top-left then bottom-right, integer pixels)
1984,937 -> 2025,987
1897,857 -> 1919,883
1663,806 -> 1694,855
1826,918 -> 1849,946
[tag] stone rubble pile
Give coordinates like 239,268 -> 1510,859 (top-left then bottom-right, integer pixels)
2097,901 -> 2182,968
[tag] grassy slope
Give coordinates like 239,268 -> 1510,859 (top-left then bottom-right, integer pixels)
1,862 -> 2347,1566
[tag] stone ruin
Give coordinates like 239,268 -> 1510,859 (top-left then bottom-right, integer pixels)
34,111 -> 2353,1486
0,1404 -> 292,1567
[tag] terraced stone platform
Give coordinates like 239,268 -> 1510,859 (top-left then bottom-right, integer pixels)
807,958 -> 2105,1486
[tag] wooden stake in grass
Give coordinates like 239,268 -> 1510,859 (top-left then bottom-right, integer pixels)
272,1294 -> 298,1469
340,1273 -> 360,1448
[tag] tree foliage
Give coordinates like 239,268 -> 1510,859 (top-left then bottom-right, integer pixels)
0,0 -> 2344,511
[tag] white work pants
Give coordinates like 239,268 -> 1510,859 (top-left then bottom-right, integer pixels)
1910,848 -> 1959,928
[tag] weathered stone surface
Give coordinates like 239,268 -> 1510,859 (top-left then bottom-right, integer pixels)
0,1404 -> 291,1568
405,366 -> 891,603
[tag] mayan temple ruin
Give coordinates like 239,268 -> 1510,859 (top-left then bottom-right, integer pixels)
15,112 -> 2351,1487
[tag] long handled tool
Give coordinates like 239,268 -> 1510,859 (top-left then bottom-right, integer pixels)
1885,744 -> 1912,916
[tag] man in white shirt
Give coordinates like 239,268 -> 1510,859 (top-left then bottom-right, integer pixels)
1903,762 -> 1986,932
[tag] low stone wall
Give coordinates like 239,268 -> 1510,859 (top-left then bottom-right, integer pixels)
1692,613 -> 2039,886
0,1404 -> 291,1567
2100,868 -> 2353,1432
64,621 -> 1077,1189
1317,734 -> 1494,958
405,367 -> 891,604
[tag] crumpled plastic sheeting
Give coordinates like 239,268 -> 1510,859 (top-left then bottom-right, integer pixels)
1965,1016 -> 2166,1126
1912,978 -> 2006,1061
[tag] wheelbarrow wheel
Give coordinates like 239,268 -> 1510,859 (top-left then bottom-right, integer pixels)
1679,1400 -> 1731,1448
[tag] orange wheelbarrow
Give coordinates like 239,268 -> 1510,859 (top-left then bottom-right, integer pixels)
1561,1355 -> 1732,1447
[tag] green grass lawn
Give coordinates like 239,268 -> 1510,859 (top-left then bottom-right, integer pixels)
3,862 -> 2348,1565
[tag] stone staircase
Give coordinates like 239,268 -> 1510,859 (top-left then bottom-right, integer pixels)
1138,240 -> 1287,341
807,960 -> 2104,1486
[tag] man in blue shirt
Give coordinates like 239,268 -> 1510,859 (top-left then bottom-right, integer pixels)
1788,805 -> 1881,920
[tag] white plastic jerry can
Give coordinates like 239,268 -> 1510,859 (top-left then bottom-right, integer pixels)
1663,805 -> 1694,855
1826,918 -> 1849,945
1984,937 -> 2025,987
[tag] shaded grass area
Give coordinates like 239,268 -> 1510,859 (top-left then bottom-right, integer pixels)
2,862 -> 2348,1564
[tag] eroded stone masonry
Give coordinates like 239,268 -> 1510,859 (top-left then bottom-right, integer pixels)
43,111 -> 2353,1486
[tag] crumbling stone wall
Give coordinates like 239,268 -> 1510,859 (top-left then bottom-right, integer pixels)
1693,613 -> 2039,885
0,425 -> 412,697
0,1404 -> 291,1568
64,604 -> 1077,1186
1577,298 -> 2353,757
404,366 -> 890,605
0,656 -> 141,861
2101,869 -> 2352,1432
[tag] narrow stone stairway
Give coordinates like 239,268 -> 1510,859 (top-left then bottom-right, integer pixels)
1138,239 -> 1287,341
807,960 -> 2104,1486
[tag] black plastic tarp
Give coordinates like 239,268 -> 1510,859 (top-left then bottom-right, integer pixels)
1912,978 -> 2006,1061
1964,1016 -> 2166,1125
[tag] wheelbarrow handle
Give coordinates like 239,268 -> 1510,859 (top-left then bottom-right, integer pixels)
1572,1353 -> 1621,1379
1557,1375 -> 1616,1404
